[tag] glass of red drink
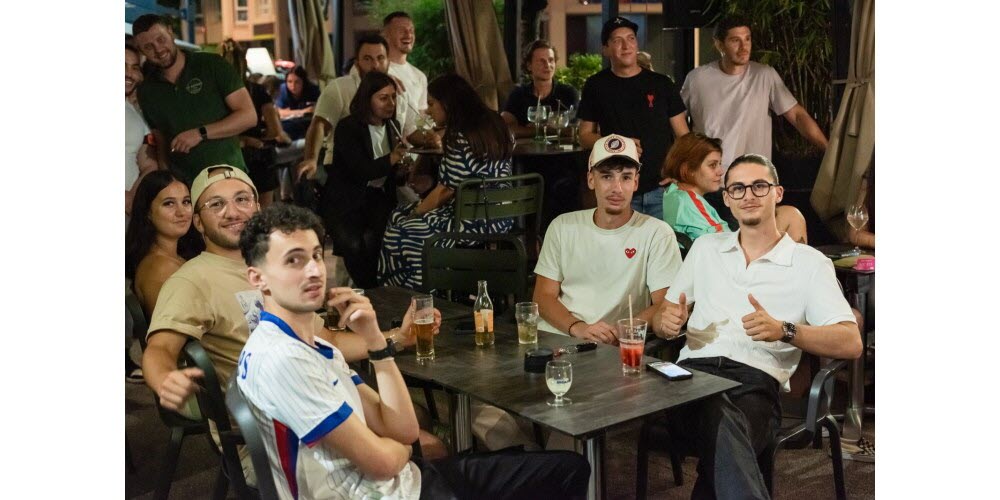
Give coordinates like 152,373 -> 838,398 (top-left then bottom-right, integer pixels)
617,318 -> 647,376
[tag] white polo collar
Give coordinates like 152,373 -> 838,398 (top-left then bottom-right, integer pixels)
719,230 -> 796,267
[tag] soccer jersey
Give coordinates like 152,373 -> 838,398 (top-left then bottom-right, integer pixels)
237,311 -> 421,499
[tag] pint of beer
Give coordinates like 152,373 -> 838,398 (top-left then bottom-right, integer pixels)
412,295 -> 435,361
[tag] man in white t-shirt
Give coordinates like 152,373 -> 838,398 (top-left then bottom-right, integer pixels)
534,134 -> 683,343
680,16 -> 828,170
125,43 -> 159,218
654,154 -> 861,498
236,204 -> 590,499
382,11 -> 428,114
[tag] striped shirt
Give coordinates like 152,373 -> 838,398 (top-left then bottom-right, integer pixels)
237,311 -> 420,499
661,183 -> 730,246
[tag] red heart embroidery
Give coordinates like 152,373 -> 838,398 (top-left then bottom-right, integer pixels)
625,248 -> 636,259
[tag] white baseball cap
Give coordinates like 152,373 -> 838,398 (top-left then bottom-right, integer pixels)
588,134 -> 642,171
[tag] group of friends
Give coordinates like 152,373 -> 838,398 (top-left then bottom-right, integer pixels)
125,9 -> 869,500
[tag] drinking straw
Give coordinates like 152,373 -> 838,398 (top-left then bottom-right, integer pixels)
387,119 -> 409,148
628,294 -> 634,328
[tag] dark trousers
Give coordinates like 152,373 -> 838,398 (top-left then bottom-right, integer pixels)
323,189 -> 393,289
664,357 -> 781,500
416,448 -> 590,500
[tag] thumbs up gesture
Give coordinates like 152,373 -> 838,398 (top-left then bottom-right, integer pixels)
657,292 -> 689,338
742,294 -> 784,342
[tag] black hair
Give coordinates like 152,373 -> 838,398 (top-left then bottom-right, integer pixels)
350,71 -> 397,123
724,153 -> 779,186
427,73 -> 513,162
592,159 -> 640,174
288,65 -> 310,83
240,204 -> 325,267
355,33 -> 389,56
713,16 -> 752,41
132,14 -> 172,38
125,171 -> 206,279
125,42 -> 139,55
382,11 -> 412,26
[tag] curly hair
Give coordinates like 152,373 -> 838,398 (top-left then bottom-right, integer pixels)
239,204 -> 325,266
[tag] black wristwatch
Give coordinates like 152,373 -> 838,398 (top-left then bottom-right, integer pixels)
780,322 -> 797,343
367,338 -> 398,361
198,126 -> 209,140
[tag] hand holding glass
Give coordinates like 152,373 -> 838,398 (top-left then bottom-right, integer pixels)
546,360 -> 573,406
325,288 -> 365,331
412,295 -> 435,361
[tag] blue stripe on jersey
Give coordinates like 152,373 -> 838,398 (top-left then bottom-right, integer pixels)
351,374 -> 363,385
301,401 -> 354,445
260,310 -> 334,359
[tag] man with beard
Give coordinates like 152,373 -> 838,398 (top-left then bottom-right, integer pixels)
132,14 -> 256,183
654,154 -> 861,498
142,166 -> 441,419
125,42 -> 159,218
533,135 -> 682,344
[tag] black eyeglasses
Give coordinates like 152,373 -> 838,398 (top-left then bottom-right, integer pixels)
724,181 -> 778,200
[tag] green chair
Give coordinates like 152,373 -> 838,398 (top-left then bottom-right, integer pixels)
452,173 -> 544,260
421,232 -> 528,305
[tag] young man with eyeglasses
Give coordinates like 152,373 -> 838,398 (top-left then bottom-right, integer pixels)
653,154 -> 862,498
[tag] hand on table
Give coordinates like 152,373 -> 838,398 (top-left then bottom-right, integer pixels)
657,293 -> 688,338
570,321 -> 618,345
742,294 -> 784,342
171,129 -> 203,153
157,367 -> 204,412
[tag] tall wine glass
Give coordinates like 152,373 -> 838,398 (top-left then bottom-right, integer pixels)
527,105 -> 550,143
546,360 -> 573,407
846,203 -> 869,256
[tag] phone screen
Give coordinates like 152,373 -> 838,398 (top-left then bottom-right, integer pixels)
649,361 -> 693,379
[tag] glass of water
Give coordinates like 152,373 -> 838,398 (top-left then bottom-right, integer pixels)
527,105 -> 550,143
515,302 -> 539,345
546,360 -> 573,407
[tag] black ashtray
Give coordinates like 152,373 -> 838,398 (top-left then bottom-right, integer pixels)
524,348 -> 554,373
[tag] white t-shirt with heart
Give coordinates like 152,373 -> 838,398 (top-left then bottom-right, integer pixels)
534,209 -> 683,334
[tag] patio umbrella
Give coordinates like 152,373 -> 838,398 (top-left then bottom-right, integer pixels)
444,0 -> 515,110
810,0 -> 874,224
287,0 -> 336,87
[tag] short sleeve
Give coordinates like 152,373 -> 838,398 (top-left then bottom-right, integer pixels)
804,259 -> 857,327
665,237 -> 704,304
255,343 -> 354,446
439,135 -> 471,189
147,275 -> 214,341
314,82 -> 343,125
576,75 -> 600,123
679,72 -> 692,109
644,224 -> 683,292
533,216 -> 564,282
766,66 -> 798,116
214,55 -> 246,99
663,78 -> 686,118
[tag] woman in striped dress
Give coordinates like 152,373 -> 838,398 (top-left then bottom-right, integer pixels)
379,74 -> 514,289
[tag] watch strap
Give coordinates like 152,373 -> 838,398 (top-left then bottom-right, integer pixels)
780,322 -> 797,343
367,339 -> 397,361
198,126 -> 209,140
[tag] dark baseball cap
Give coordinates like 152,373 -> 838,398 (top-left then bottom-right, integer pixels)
601,16 -> 639,45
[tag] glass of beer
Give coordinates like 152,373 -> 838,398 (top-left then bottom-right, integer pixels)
412,295 -> 435,361
617,318 -> 647,376
515,302 -> 539,345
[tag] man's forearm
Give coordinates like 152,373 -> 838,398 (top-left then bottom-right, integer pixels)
303,117 -> 330,161
789,107 -> 828,151
536,294 -> 580,335
791,322 -> 862,360
141,343 -> 178,394
205,107 -> 256,140
371,360 -> 420,442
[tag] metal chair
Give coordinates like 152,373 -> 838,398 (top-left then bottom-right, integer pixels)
453,173 -> 544,263
182,340 -> 253,500
635,356 -> 849,500
127,293 -> 212,500
421,232 -> 528,305
225,377 -> 281,500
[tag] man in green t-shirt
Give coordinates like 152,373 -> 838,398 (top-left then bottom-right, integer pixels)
133,14 -> 256,183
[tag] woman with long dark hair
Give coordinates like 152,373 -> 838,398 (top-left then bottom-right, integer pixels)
125,170 -> 205,316
323,71 -> 409,288
379,73 -> 514,289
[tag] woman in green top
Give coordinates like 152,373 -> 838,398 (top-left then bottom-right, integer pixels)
661,133 -> 807,247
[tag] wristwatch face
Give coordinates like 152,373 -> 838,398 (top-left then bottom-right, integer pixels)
781,322 -> 796,342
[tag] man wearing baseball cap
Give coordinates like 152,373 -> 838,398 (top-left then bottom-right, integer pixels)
142,165 -> 449,460
533,135 -> 682,343
577,16 -> 690,220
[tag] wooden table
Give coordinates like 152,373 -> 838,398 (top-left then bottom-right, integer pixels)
815,245 -> 875,450
391,320 -> 739,500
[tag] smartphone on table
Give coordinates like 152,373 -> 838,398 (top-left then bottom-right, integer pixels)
646,361 -> 693,381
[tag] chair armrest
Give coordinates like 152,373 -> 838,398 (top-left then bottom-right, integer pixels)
803,359 -> 849,435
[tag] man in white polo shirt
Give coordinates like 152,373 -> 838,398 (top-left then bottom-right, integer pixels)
236,204 -> 590,499
534,134 -> 683,343
656,153 -> 861,498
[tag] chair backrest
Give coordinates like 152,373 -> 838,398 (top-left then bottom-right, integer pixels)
226,377 -> 281,500
126,292 -> 149,351
182,341 -> 252,498
422,232 -> 527,301
674,231 -> 693,259
453,173 -> 544,234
